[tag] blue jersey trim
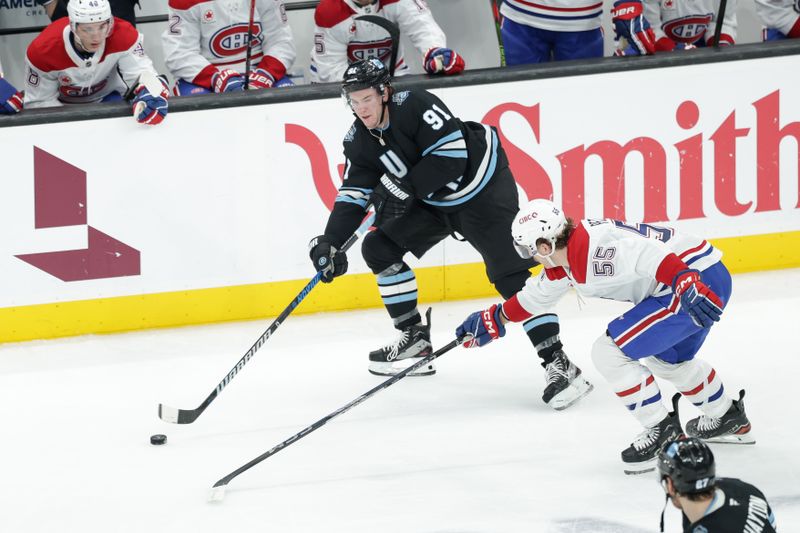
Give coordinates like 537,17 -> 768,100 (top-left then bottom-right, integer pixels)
422,130 -> 464,156
422,129 -> 499,207
523,313 -> 559,332
335,196 -> 369,208
431,149 -> 469,158
505,1 -> 602,21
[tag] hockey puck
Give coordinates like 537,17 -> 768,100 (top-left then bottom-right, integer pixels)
150,434 -> 167,446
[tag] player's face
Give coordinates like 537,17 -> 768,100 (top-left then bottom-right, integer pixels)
348,87 -> 387,129
74,20 -> 111,52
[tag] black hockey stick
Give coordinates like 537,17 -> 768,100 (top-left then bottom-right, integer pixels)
243,0 -> 257,90
208,335 -> 465,501
356,15 -> 400,77
158,210 -> 376,425
711,0 -> 729,48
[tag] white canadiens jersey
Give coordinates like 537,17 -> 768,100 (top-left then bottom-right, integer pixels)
162,0 -> 295,87
499,0 -> 603,32
309,0 -> 446,83
515,219 -> 723,316
643,0 -> 738,45
755,0 -> 800,34
25,18 -> 157,108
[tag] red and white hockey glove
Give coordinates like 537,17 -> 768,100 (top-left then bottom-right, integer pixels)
611,0 -> 656,55
247,68 -> 275,90
457,304 -> 506,348
423,47 -> 465,75
132,74 -> 169,125
0,77 -> 23,114
672,269 -> 723,328
212,69 -> 246,93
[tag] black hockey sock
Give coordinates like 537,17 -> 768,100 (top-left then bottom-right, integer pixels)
522,313 -> 563,366
376,263 -> 420,329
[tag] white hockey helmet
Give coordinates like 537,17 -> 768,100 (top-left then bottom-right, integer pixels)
68,0 -> 114,36
511,199 -> 567,259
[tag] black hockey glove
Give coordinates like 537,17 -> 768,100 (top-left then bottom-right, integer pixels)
308,235 -> 348,283
372,174 -> 414,226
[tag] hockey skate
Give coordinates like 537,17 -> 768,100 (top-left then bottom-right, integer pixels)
368,308 -> 435,377
622,393 -> 684,475
541,350 -> 593,410
686,389 -> 755,444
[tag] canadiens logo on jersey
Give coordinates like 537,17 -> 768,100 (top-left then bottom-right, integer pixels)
347,38 -> 393,63
663,14 -> 712,42
209,23 -> 263,58
59,79 -> 109,99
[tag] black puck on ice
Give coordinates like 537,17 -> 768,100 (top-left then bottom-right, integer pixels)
150,434 -> 167,446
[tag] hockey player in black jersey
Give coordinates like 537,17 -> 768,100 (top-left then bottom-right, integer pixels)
307,58 -> 592,410
657,437 -> 777,532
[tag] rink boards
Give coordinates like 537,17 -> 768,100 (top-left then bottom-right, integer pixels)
1,54 -> 799,342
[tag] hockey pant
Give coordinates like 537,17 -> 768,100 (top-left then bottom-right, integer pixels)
501,17 -> 603,64
591,262 -> 734,427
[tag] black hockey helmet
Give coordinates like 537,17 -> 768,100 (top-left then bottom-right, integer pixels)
657,437 -> 716,495
341,58 -> 391,97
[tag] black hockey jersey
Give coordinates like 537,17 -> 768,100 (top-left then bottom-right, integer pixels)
323,88 -> 507,247
681,478 -> 777,533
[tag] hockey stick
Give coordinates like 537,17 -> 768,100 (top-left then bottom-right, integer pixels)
356,15 -> 400,77
208,335 -> 465,502
711,0 -> 729,48
491,0 -> 506,67
158,209 -> 376,425
243,0 -> 257,90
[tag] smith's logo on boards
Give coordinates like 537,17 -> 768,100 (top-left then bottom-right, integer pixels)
14,147 -> 141,281
287,89 -> 800,221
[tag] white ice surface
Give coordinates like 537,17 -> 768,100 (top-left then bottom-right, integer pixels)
2,269 -> 799,532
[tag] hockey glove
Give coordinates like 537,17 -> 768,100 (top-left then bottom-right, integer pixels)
309,235 -> 348,283
423,47 -> 465,75
611,0 -> 656,55
457,304 -> 506,348
0,77 -> 23,114
372,174 -> 414,226
248,68 -> 275,90
132,77 -> 169,125
212,69 -> 246,93
672,269 -> 723,328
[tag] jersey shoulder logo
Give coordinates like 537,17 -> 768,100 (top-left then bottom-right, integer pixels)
344,124 -> 356,143
392,90 -> 410,106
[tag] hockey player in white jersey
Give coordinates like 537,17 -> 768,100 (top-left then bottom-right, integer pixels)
0,58 -> 23,114
24,0 -> 169,125
611,0 -> 737,55
756,0 -> 800,40
457,200 -> 754,474
162,0 -> 296,95
308,0 -> 464,84
499,0 -> 604,64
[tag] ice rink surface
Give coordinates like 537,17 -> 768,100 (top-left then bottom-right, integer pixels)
2,269 -> 799,532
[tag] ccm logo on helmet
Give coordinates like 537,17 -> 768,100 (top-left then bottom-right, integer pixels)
518,211 -> 539,224
209,23 -> 263,58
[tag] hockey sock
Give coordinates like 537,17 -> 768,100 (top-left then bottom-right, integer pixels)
592,334 -> 667,427
648,358 -> 732,418
523,314 -> 563,366
376,262 -> 420,329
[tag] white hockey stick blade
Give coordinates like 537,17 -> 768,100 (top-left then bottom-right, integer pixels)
158,404 -> 180,424
208,486 -> 226,502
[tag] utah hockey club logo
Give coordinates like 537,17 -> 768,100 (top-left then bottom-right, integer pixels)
15,147 -> 141,282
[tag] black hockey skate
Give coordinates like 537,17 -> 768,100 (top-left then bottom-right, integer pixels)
541,350 -> 593,410
686,389 -> 755,444
368,308 -> 434,377
622,393 -> 684,475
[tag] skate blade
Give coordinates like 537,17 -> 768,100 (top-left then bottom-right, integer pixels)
549,378 -> 594,411
623,458 -> 657,476
703,432 -> 756,445
368,359 -> 436,377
